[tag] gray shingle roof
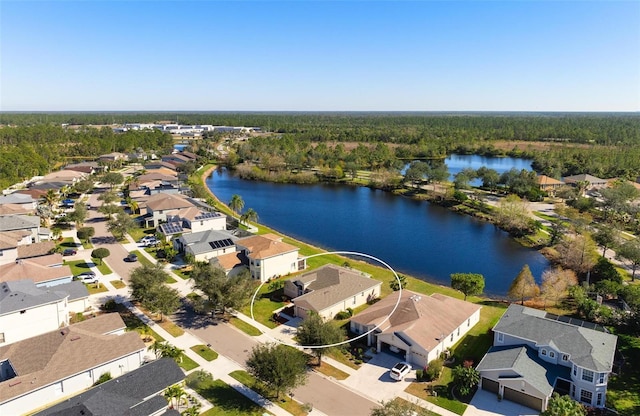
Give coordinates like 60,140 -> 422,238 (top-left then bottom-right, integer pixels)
493,304 -> 617,372
0,280 -> 68,316
0,215 -> 39,232
0,194 -> 34,205
179,229 -> 237,255
476,345 -> 572,396
292,265 -> 381,312
51,281 -> 90,301
34,358 -> 185,416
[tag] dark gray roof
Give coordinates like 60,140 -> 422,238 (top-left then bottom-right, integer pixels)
179,229 -> 237,255
33,358 -> 184,416
477,345 -> 572,396
0,280 -> 68,316
51,281 -> 90,301
0,215 -> 39,232
493,304 -> 617,372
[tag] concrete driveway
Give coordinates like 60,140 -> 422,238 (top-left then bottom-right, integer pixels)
340,351 -> 414,402
464,389 -> 539,416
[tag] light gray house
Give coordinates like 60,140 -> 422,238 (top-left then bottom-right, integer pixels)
0,215 -> 41,243
477,304 -> 617,411
174,229 -> 238,262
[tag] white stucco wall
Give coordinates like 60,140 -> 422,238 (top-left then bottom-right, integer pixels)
68,298 -> 90,314
188,216 -> 226,233
190,245 -> 236,263
251,250 -> 299,283
0,299 -> 68,346
0,350 -> 144,416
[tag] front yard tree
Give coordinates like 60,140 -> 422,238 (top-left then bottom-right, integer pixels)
107,212 -> 137,240
98,190 -> 118,205
450,273 -> 485,301
240,208 -> 258,225
617,239 -> 640,281
541,393 -> 586,416
77,226 -> 95,244
91,248 -> 110,265
98,203 -> 123,220
246,343 -> 308,400
130,264 -> 170,303
554,234 -> 598,277
147,285 -> 181,322
593,225 -> 619,258
102,172 -> 124,188
389,274 -> 407,291
191,263 -> 254,313
452,365 -> 480,397
507,264 -> 540,305
296,312 -> 345,366
68,203 -> 88,226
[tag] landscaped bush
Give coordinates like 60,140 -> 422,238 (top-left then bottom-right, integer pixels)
423,358 -> 444,381
335,310 -> 351,320
102,298 -> 117,311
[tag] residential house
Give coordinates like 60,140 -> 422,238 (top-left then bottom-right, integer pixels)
0,193 -> 38,210
33,358 -> 185,416
0,204 -> 32,216
285,264 -> 382,320
98,152 -> 128,163
210,251 -> 246,277
563,174 -> 608,191
0,280 -> 89,346
16,240 -> 56,260
143,193 -> 195,227
144,161 -> 178,172
0,214 -> 42,243
350,291 -> 481,368
0,230 -> 32,265
38,169 -> 87,185
235,233 -> 305,282
161,153 -> 190,166
175,229 -> 238,262
65,161 -> 100,175
476,304 -> 617,411
0,254 -> 73,287
0,313 -> 146,415
536,175 -> 565,194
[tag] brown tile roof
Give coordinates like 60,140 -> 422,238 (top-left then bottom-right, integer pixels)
0,231 -> 30,249
136,172 -> 178,184
0,254 -> 71,284
146,167 -> 179,176
0,204 -> 30,216
180,151 -> 198,160
214,251 -> 246,271
145,193 -> 194,211
292,265 -> 381,313
17,241 -> 56,259
15,189 -> 48,200
237,234 -> 298,260
41,169 -> 87,181
351,291 -> 481,352
0,313 -> 145,403
536,175 -> 563,186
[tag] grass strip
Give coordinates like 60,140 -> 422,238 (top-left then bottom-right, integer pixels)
110,280 -> 126,289
191,344 -> 219,361
197,379 -> 269,416
228,316 -> 262,336
178,353 -> 199,371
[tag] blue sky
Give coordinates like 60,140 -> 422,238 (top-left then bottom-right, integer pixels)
1,1 -> 638,111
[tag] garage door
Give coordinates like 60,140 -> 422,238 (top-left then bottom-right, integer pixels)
504,387 -> 543,411
481,377 -> 499,393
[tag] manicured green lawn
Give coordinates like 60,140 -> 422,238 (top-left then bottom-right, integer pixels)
191,344 -> 219,361
240,281 -> 286,329
229,371 -> 307,416
86,282 -> 109,294
229,317 -> 262,336
58,237 -> 78,249
92,258 -> 113,275
127,227 -> 155,243
64,260 -> 93,276
110,280 -> 126,289
197,379 -> 269,416
178,353 -> 199,371
607,334 -> 640,416
114,304 -> 165,342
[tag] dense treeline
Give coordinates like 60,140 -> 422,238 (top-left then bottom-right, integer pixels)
0,125 -> 173,189
2,112 -> 639,145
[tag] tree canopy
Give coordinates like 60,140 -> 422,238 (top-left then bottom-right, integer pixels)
507,264 -> 540,305
296,313 -> 345,366
450,273 -> 485,301
246,343 -> 308,399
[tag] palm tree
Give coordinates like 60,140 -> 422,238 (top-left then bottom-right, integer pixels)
229,194 -> 244,215
42,189 -> 59,209
163,384 -> 186,411
240,208 -> 258,226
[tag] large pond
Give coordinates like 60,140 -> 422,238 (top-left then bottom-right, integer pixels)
206,157 -> 548,297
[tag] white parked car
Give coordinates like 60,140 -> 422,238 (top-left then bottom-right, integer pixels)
389,361 -> 412,381
139,236 -> 159,246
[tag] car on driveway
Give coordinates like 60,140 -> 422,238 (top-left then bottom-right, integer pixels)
75,272 -> 98,284
124,253 -> 138,262
389,361 -> 412,381
62,248 -> 77,256
139,236 -> 159,247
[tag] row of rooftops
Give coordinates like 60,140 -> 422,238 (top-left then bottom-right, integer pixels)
537,173 -> 640,190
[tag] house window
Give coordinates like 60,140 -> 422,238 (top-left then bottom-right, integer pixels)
457,328 -> 460,336
596,393 -> 603,406
0,333 -> 4,343
450,334 -> 454,342
573,365 -> 577,376
353,296 -> 356,305
497,333 -> 504,343
582,369 -> 594,383
549,351 -> 555,359
541,349 -> 547,356
598,373 -> 605,384
580,389 -> 593,405
467,318 -> 471,327
571,385 -> 576,398
562,354 -> 569,361
20,310 -> 26,314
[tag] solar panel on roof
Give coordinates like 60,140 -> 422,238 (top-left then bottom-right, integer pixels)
161,223 -> 183,234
